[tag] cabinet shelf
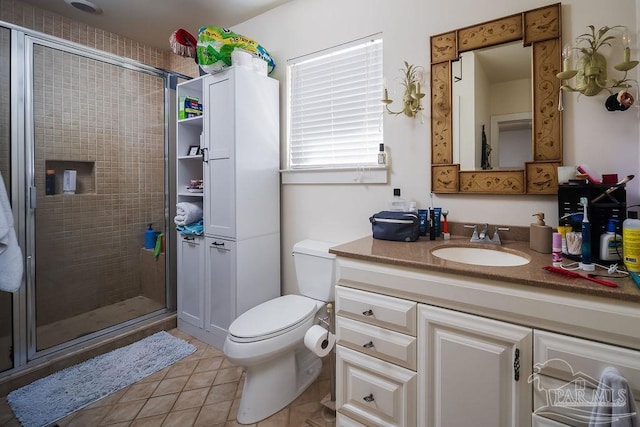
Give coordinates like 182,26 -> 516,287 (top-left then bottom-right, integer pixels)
178,191 -> 204,198
178,116 -> 203,126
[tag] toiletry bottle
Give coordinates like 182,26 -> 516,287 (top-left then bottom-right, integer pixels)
599,219 -> 622,262
45,169 -> 55,195
389,188 -> 407,211
552,232 -> 562,267
623,211 -> 640,272
378,143 -> 387,165
557,224 -> 572,254
530,212 -> 552,253
433,207 -> 442,237
144,223 -> 156,250
429,209 -> 436,240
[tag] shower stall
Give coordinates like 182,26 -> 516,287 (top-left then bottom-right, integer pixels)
0,23 -> 180,375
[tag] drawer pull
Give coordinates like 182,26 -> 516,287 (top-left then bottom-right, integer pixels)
363,393 -> 375,403
211,241 -> 225,247
362,309 -> 374,316
363,341 -> 374,349
513,348 -> 520,381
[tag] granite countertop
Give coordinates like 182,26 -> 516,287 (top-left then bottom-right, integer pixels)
329,235 -> 640,303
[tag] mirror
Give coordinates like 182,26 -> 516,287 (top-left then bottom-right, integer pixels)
430,3 -> 563,194
453,42 -> 532,170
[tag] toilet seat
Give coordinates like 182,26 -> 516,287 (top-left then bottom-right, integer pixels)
228,295 -> 319,343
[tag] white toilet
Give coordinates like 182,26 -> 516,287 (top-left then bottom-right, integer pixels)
223,239 -> 336,424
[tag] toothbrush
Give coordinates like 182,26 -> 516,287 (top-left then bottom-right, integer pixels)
580,197 -> 592,267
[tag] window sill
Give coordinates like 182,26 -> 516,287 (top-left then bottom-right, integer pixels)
281,166 -> 388,184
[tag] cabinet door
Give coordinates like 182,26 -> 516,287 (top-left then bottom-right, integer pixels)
204,237 -> 236,344
177,235 -> 205,328
417,304 -> 532,427
203,74 -> 235,238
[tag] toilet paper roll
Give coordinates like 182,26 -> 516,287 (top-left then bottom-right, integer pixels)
304,325 -> 335,357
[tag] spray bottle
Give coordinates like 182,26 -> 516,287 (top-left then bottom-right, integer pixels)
579,197 -> 594,271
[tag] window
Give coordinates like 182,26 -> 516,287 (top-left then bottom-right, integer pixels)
286,35 -> 384,179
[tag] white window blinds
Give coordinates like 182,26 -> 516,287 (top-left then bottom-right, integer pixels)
287,36 -> 383,169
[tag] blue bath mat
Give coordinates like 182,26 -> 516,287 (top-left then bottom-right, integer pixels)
7,330 -> 196,427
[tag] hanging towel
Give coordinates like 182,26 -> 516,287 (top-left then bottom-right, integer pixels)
174,202 -> 203,226
589,367 -> 639,427
0,172 -> 23,293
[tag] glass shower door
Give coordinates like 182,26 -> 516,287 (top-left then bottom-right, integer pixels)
0,26 -> 13,373
29,40 -> 168,352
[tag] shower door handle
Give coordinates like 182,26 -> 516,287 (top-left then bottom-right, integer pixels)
29,186 -> 37,209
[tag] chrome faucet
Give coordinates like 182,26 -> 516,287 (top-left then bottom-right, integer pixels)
478,223 -> 489,240
464,224 -> 510,245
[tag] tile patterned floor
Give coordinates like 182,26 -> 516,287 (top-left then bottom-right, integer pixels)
0,329 -> 336,427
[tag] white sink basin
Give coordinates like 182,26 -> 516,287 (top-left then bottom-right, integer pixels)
431,246 -> 530,267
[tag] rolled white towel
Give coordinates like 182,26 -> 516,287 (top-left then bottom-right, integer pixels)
175,202 -> 203,226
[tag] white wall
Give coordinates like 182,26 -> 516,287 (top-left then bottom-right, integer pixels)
233,0 -> 640,295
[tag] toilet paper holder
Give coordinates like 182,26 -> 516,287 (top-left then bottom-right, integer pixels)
317,303 -> 333,346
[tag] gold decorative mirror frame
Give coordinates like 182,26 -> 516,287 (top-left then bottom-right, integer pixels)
430,3 -> 562,194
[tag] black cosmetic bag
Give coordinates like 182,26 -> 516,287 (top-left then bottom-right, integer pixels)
370,211 -> 420,242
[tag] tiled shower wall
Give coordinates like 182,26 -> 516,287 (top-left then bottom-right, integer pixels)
0,0 -> 198,325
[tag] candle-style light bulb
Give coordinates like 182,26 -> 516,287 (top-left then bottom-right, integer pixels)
562,43 -> 573,72
622,29 -> 632,62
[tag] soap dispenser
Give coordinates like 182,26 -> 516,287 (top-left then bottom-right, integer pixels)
144,224 -> 156,250
530,212 -> 552,253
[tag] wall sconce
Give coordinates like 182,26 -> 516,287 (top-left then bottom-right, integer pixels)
556,25 -> 638,100
381,61 -> 425,120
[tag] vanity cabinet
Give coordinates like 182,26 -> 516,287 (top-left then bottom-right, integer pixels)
333,255 -> 640,427
335,285 -> 531,427
417,304 -> 532,427
176,67 -> 280,349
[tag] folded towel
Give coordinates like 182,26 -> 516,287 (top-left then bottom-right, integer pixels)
176,219 -> 204,236
0,172 -> 23,293
175,202 -> 203,226
589,366 -> 639,427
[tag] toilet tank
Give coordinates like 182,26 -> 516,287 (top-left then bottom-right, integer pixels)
292,240 -> 337,302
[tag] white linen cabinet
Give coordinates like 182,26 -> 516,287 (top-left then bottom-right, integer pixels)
176,66 -> 280,349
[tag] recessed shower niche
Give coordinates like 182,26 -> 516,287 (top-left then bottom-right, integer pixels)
44,160 -> 95,195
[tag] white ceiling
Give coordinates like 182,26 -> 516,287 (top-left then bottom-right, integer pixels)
18,0 -> 292,51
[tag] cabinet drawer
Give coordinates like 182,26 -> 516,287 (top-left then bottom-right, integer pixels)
336,286 -> 416,335
336,316 -> 416,370
533,330 -> 640,426
336,345 -> 416,427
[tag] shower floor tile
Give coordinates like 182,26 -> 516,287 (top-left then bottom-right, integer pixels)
37,296 -> 164,350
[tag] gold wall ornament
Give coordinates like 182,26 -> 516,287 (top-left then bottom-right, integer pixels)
382,61 -> 425,120
558,25 -> 639,98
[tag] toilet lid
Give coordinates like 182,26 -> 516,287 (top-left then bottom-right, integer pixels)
228,294 -> 319,341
